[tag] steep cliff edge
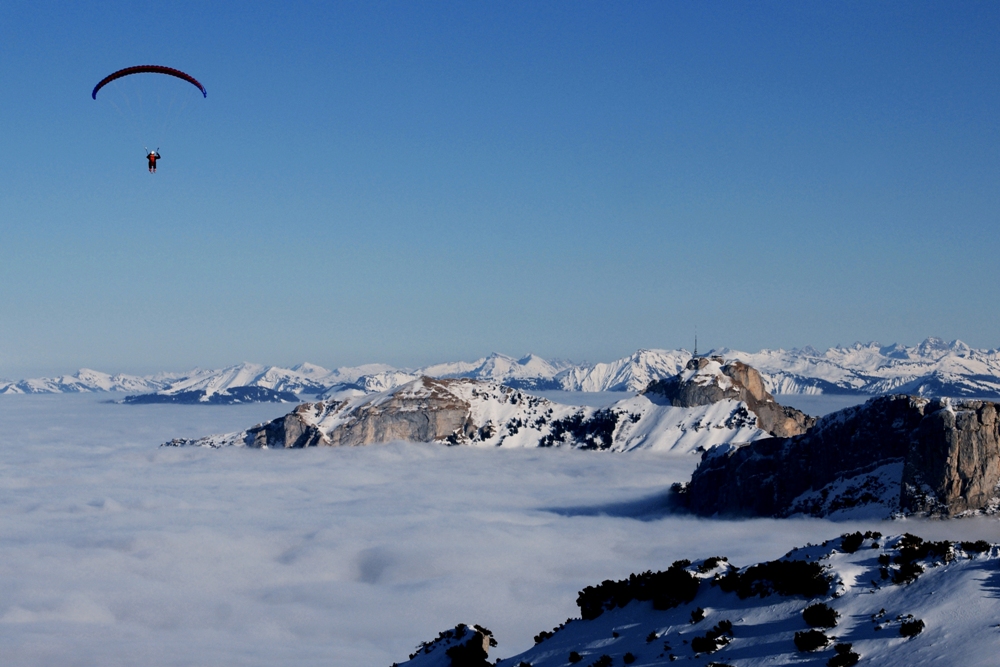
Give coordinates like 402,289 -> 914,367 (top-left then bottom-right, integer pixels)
644,356 -> 815,437
685,395 -> 1000,518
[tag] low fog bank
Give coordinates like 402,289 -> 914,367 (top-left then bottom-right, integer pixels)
2,395 -> 999,666
773,393 -> 870,416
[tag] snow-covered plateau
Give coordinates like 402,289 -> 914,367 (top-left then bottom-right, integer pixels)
3,337 -> 999,401
4,394 -> 1000,666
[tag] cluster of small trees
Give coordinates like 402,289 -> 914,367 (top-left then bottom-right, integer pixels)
839,530 -> 882,553
715,558 -> 830,599
827,642 -> 860,666
802,602 -> 839,628
533,618 -> 573,644
793,629 -> 829,652
883,533 -> 952,585
690,619 -> 733,653
961,539 -> 990,554
409,623 -> 494,660
539,409 -> 620,449
576,560 -> 699,620
900,617 -> 925,638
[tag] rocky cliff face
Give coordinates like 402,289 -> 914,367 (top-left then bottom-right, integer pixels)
644,357 -> 815,437
685,395 -> 1000,518
243,378 -> 476,448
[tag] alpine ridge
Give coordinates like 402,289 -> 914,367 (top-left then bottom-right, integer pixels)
5,337 -> 1000,401
164,364 -> 810,452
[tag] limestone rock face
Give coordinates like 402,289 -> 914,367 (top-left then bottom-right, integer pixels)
246,402 -> 336,448
243,378 -> 475,448
685,395 -> 1000,518
324,378 -> 476,447
644,356 -> 815,437
904,400 -> 1000,514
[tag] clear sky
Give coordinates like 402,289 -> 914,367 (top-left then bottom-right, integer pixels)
1,1 -> 998,377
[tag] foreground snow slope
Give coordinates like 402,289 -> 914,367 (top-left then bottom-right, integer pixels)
401,533 -> 1000,667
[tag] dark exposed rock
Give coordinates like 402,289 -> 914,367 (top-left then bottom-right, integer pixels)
245,402 -> 339,448
403,623 -> 496,667
123,386 -> 300,405
644,357 -> 815,437
686,395 -> 1000,517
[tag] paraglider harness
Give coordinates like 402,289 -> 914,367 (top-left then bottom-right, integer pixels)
145,147 -> 160,173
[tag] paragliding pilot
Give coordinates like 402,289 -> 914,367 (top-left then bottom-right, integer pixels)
146,148 -> 160,173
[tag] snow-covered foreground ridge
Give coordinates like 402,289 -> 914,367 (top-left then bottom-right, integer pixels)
4,337 -> 1000,399
164,375 -> 780,454
398,533 -> 1000,667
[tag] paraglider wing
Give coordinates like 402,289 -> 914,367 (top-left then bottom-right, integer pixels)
92,65 -> 207,100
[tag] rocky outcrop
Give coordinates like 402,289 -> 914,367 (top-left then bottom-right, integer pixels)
904,399 -> 1000,514
241,378 -> 475,448
685,395 -> 1000,517
325,378 -> 477,447
246,402 -> 335,448
123,386 -> 301,405
644,356 -> 815,437
397,623 -> 496,667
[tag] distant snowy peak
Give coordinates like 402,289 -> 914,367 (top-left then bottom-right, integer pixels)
318,370 -> 422,398
157,362 -> 331,396
558,348 -> 692,392
6,337 -> 1000,400
318,353 -> 572,398
0,368 -> 164,394
422,352 -> 571,385
723,337 -> 1000,398
0,361 -> 391,398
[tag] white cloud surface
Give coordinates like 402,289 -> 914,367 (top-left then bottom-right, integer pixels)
3,394 -> 1000,666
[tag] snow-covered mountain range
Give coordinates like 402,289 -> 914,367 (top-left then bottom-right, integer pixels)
398,533 -> 1000,667
3,338 -> 999,400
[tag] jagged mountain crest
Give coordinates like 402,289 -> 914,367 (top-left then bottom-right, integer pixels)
5,337 -> 1000,399
644,356 -> 815,437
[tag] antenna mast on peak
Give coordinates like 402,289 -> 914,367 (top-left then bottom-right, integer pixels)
694,327 -> 698,357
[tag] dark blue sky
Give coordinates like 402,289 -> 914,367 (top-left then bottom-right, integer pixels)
1,1 -> 998,376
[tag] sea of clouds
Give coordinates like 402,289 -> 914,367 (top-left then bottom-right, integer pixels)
3,393 -> 1000,666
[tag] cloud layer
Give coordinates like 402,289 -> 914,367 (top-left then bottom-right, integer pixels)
2,394 -> 999,666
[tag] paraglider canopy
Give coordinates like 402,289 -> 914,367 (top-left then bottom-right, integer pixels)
92,65 -> 206,100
